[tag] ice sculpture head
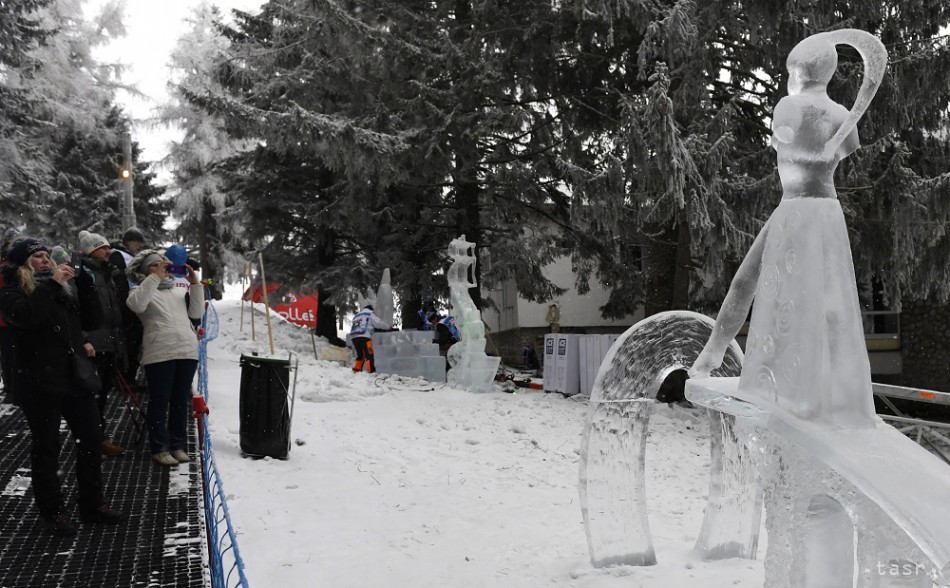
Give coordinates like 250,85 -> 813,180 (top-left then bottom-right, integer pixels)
785,30 -> 887,162
447,235 -> 477,289
786,36 -> 837,95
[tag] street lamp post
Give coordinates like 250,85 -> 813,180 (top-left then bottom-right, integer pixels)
120,131 -> 136,229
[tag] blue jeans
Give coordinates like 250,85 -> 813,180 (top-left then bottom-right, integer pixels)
144,360 -> 198,454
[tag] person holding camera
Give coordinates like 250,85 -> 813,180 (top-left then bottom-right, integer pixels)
77,231 -> 127,457
0,238 -> 124,535
126,249 -> 204,467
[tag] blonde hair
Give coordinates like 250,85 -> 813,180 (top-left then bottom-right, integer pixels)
16,265 -> 36,295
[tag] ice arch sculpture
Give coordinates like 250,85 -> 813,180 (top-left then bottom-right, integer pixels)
578,311 -> 762,566
445,235 -> 500,392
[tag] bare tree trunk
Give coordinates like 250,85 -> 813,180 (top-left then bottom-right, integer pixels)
644,221 -> 692,316
199,200 -> 223,300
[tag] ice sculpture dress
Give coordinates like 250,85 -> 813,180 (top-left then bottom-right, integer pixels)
736,92 -> 876,427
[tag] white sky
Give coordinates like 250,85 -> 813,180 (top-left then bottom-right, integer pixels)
89,0 -> 264,172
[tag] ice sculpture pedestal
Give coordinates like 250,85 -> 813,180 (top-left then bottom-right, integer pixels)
447,346 -> 500,394
373,331 -> 446,383
687,377 -> 950,588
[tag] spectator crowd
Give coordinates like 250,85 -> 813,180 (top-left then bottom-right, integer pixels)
0,228 -> 206,536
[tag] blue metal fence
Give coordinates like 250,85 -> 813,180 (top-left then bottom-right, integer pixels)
196,301 -> 250,588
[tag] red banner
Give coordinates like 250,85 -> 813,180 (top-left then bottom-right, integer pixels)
243,283 -> 318,329
242,282 -> 280,303
274,292 -> 318,329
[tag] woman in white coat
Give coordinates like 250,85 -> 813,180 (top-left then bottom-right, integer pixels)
126,249 -> 205,466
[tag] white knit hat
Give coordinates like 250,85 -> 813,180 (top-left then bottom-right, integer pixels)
78,230 -> 109,255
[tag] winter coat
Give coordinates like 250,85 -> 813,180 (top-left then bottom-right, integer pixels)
349,309 -> 389,340
108,245 -> 134,274
80,256 -> 126,359
435,315 -> 460,345
126,273 -> 205,365
0,264 -> 103,398
107,245 -> 143,344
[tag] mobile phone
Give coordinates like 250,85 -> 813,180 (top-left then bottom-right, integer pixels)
70,252 -> 83,271
168,264 -> 187,277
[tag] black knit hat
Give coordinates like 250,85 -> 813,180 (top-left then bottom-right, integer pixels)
121,227 -> 145,245
7,238 -> 50,266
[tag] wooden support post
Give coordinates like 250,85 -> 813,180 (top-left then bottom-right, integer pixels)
259,253 -> 275,355
240,261 -> 247,333
250,262 -> 256,342
310,326 -> 319,361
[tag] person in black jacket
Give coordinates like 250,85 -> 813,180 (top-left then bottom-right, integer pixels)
0,235 -> 19,403
78,231 -> 127,456
109,227 -> 146,386
0,238 -> 124,536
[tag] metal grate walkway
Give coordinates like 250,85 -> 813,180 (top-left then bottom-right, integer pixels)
0,387 -> 206,588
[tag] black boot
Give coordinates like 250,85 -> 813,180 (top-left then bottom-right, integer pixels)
44,512 -> 77,536
79,504 -> 124,524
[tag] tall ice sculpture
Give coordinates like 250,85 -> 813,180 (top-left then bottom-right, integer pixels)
689,29 -> 886,428
581,29 -> 950,587
445,235 -> 500,392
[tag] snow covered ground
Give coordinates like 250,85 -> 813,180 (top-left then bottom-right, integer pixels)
203,299 -> 765,587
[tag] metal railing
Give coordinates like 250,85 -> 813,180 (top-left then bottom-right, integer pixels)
195,301 -> 250,588
873,382 -> 950,465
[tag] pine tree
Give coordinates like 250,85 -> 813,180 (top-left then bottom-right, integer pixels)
0,0 -> 167,245
0,0 -> 55,225
184,0 -> 581,321
178,0 -> 950,341
45,107 -> 168,247
162,2 -> 250,298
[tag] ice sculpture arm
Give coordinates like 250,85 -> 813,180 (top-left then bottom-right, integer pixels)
818,29 -> 887,161
689,221 -> 770,377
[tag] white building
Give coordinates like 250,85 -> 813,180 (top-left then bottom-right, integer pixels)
482,254 -> 642,366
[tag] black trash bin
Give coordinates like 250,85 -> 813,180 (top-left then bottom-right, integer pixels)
239,354 -> 292,459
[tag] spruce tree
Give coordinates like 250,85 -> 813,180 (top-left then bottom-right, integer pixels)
1,0 -> 166,246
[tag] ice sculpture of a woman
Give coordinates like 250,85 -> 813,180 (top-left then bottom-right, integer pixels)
690,30 -> 887,428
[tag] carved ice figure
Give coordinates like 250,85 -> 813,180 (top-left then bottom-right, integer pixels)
445,235 -> 500,392
375,268 -> 394,326
582,28 -> 950,587
691,29 -> 888,428
684,30 -> 950,587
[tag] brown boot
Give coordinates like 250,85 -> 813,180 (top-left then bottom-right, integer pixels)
100,440 -> 126,456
